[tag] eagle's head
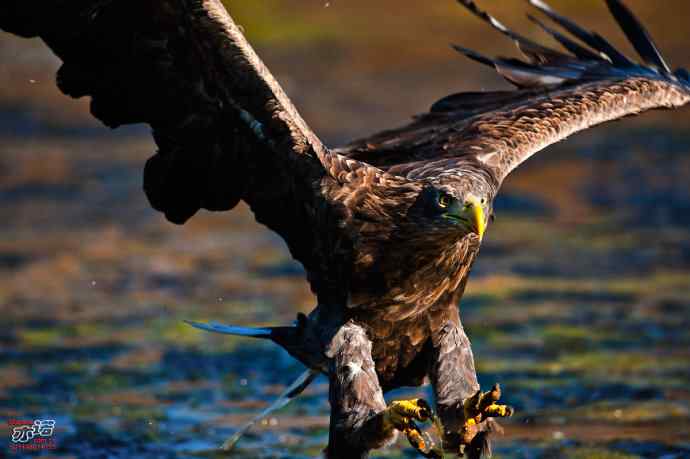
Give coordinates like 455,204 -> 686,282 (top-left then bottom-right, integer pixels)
402,174 -> 495,244
423,186 -> 490,241
348,172 -> 496,304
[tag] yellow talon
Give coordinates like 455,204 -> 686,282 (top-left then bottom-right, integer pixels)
381,399 -> 443,457
485,402 -> 512,417
461,383 -> 513,434
382,398 -> 431,430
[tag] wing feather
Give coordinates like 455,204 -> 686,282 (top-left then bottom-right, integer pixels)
0,0 -> 385,275
340,0 -> 690,185
0,0 -> 346,224
526,14 -> 603,62
527,0 -> 634,66
604,0 -> 671,73
458,0 -> 571,65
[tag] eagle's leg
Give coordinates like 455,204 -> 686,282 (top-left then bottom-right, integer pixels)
325,321 -> 432,459
430,320 -> 513,458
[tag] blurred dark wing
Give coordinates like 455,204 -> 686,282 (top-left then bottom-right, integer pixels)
0,0 -> 335,226
339,0 -> 690,185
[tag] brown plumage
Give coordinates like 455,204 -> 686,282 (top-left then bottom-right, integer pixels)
3,0 -> 689,457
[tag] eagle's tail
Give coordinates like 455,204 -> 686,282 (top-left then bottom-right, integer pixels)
184,318 -> 325,372
184,320 -> 273,338
183,320 -> 302,353
183,318 -> 321,451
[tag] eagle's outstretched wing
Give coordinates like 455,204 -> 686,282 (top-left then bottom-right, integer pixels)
0,0 -> 383,272
340,0 -> 690,185
1,0 -> 338,222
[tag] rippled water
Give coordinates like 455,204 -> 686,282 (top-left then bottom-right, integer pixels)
2,1 -> 690,458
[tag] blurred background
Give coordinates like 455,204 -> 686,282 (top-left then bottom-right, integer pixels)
1,1 -> 690,458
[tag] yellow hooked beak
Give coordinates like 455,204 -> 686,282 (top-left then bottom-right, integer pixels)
464,194 -> 486,240
442,193 -> 487,239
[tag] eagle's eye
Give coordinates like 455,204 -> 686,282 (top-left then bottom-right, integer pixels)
438,194 -> 451,208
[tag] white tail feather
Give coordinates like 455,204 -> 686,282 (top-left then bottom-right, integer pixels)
184,320 -> 272,337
